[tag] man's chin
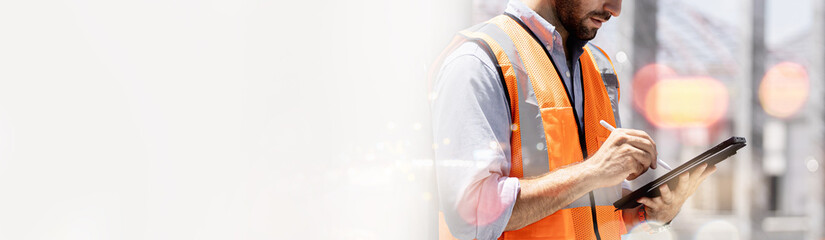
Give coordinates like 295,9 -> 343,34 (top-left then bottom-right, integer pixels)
578,29 -> 598,41
572,22 -> 600,41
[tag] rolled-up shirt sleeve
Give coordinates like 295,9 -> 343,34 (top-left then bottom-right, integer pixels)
431,42 -> 520,240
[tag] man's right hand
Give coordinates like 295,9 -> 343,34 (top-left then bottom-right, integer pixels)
586,128 -> 658,188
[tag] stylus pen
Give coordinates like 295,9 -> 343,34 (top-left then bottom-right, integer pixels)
599,120 -> 673,171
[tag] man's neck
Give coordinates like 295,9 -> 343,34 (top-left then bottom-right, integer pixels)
521,0 -> 572,59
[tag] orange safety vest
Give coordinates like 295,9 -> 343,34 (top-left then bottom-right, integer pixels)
433,14 -> 626,240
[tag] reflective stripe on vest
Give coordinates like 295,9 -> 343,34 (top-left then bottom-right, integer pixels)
435,14 -> 626,240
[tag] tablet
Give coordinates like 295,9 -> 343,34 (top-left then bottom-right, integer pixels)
613,136 -> 747,210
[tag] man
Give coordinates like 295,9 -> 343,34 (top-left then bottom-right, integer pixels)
430,0 -> 717,239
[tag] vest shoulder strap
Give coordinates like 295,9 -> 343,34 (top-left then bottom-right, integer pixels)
585,43 -> 622,128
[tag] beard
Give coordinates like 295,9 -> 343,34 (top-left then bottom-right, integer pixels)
555,0 -> 612,40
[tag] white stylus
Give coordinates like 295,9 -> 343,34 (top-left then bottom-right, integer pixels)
599,120 -> 673,171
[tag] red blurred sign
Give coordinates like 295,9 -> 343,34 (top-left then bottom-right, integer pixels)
759,62 -> 809,119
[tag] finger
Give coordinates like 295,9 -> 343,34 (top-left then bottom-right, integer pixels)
623,132 -> 657,169
691,163 -> 709,182
618,128 -> 656,146
625,165 -> 644,181
624,148 -> 650,179
677,171 -> 690,193
630,147 -> 652,171
652,196 -> 665,206
618,129 -> 657,158
690,165 -> 718,192
687,164 -> 710,192
622,134 -> 658,168
699,165 -> 717,180
637,197 -> 658,209
659,184 -> 674,205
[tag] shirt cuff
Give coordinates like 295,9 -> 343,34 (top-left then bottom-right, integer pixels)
621,180 -> 631,190
482,177 -> 519,240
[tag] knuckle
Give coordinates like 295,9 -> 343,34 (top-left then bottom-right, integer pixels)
619,147 -> 632,155
640,130 -> 651,138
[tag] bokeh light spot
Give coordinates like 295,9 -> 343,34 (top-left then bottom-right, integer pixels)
759,61 -> 809,119
806,157 -> 819,173
422,192 -> 432,201
616,51 -> 628,64
644,77 -> 728,128
632,63 -> 678,114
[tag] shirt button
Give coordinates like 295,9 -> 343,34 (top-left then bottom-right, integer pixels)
565,71 -> 571,78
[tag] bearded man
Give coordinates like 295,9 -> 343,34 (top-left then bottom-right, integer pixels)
430,0 -> 717,239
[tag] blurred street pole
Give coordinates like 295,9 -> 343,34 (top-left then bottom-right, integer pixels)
747,0 -> 778,239
631,0 -> 656,132
809,1 -> 825,239
750,0 -> 768,239
735,0 -> 756,239
749,8 -> 780,238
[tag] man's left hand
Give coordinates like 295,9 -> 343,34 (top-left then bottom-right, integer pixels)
636,163 -> 717,223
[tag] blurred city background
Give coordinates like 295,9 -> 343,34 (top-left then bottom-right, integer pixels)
320,0 -> 825,239
415,0 -> 825,239
0,0 -> 822,239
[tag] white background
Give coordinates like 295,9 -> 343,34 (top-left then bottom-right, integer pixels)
0,0 -> 467,238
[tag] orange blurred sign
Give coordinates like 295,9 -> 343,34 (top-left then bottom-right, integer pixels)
632,64 -> 677,113
759,62 -> 809,119
644,77 -> 729,128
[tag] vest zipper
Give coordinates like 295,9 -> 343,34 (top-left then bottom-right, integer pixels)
504,13 -> 601,240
